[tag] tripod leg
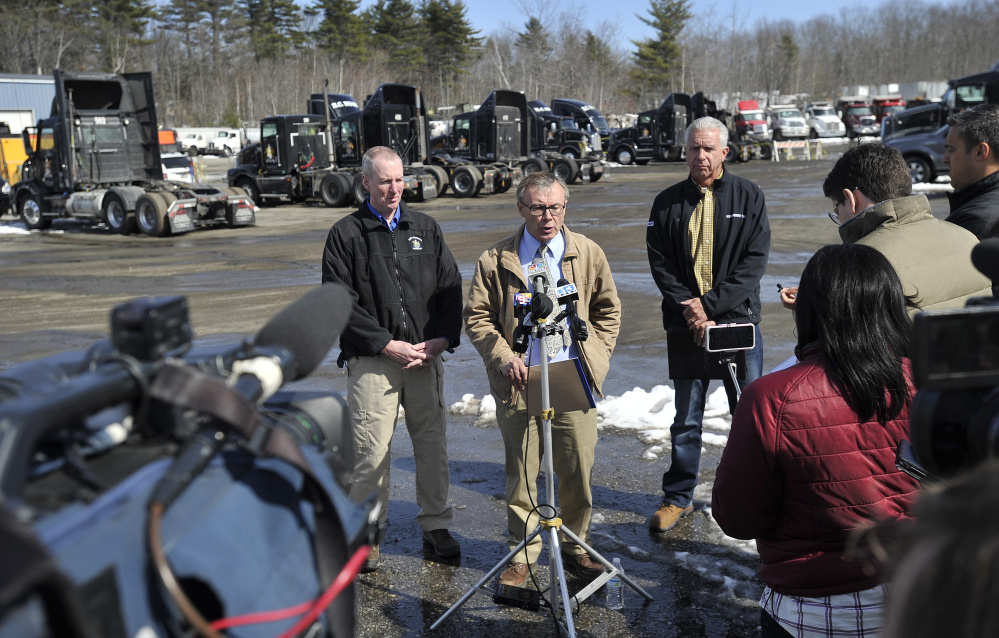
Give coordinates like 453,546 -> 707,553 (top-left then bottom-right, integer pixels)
559,527 -> 654,601
722,360 -> 741,413
431,525 -> 545,630
548,526 -> 576,638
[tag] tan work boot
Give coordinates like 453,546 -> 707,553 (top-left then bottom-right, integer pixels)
649,502 -> 694,533
498,562 -> 534,587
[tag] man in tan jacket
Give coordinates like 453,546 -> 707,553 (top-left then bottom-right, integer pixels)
463,171 -> 621,588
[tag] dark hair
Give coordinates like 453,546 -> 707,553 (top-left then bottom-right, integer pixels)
822,142 -> 912,203
794,243 -> 912,423
947,103 -> 999,155
881,462 -> 999,637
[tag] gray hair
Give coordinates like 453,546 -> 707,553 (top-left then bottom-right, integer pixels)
361,146 -> 402,178
686,117 -> 729,148
515,170 -> 569,203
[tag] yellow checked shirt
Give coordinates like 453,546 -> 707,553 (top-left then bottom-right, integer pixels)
688,183 -> 715,296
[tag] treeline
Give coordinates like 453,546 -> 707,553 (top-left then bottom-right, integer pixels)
1,0 -> 998,128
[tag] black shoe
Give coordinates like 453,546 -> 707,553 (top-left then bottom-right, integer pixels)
422,529 -> 461,559
560,551 -> 605,580
362,544 -> 380,573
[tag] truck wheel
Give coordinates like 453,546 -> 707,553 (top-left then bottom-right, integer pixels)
320,174 -> 349,207
187,146 -> 198,157
103,192 -> 136,234
427,165 -> 449,197
135,194 -> 171,237
614,147 -> 633,165
352,174 -> 369,205
906,156 -> 933,184
759,144 -> 774,161
552,158 -> 578,184
449,166 -> 481,198
559,147 -> 578,160
236,178 -> 262,207
588,165 -> 603,183
19,192 -> 50,230
809,129 -> 818,139
222,146 -> 233,158
520,157 -> 547,176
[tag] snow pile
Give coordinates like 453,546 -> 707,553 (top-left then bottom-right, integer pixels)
449,384 -> 734,457
0,222 -> 30,235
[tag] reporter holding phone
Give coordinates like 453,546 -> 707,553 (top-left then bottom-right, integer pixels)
646,117 -> 771,533
712,244 -> 920,638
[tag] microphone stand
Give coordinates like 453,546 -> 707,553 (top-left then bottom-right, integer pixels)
433,277 -> 650,636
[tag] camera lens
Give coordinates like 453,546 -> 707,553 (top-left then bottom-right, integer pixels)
263,391 -> 352,488
911,387 -> 999,477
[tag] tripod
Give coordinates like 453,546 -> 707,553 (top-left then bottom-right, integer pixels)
432,314 -> 652,636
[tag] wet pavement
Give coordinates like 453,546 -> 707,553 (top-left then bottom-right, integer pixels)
0,149 -> 956,637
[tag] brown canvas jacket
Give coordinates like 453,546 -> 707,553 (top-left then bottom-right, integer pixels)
463,225 -> 621,406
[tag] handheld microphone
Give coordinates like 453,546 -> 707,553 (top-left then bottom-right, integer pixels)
512,291 -> 532,353
556,278 -> 589,342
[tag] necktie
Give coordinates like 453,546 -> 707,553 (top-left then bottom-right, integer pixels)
535,245 -> 571,359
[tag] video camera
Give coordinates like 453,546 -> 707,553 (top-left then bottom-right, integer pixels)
899,239 -> 999,481
0,286 -> 376,638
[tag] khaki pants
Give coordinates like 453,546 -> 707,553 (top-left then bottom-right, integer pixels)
495,394 -> 597,563
346,355 -> 452,532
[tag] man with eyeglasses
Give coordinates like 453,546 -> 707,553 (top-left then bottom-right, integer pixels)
463,171 -> 621,588
647,117 -> 771,534
780,142 -> 989,315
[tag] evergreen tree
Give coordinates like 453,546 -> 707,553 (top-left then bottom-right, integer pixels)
310,0 -> 368,62
419,0 -> 480,104
627,0 -> 692,106
244,0 -> 304,61
94,0 -> 157,71
364,0 -> 424,81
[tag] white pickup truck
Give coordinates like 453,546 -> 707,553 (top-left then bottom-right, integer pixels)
179,128 -> 244,157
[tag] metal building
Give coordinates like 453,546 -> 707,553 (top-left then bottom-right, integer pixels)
0,73 -> 55,133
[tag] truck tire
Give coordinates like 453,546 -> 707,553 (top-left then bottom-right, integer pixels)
559,147 -> 578,160
449,166 -> 481,198
236,178 -> 262,207
320,174 -> 349,208
135,193 -> 171,237
588,165 -> 603,183
222,146 -> 233,158
759,144 -> 774,161
187,146 -> 198,157
520,157 -> 547,176
552,157 -> 578,184
614,147 -> 634,166
427,165 -> 449,197
103,192 -> 136,235
352,174 -> 369,206
19,192 -> 51,231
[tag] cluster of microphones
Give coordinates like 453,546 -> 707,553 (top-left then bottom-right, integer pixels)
512,256 -> 589,355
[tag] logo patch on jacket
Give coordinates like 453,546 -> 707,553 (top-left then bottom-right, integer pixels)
408,236 -> 423,251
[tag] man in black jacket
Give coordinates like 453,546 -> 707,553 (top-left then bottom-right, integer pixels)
646,117 -> 771,533
945,104 -> 999,239
322,147 -> 463,571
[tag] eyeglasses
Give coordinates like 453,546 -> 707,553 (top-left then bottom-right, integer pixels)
828,200 -> 845,226
519,200 -> 566,218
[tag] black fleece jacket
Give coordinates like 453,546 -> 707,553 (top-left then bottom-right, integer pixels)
321,201 -> 463,361
646,169 -> 771,330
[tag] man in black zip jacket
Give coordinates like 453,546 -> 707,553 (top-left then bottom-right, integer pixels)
322,146 -> 463,572
646,117 -> 771,534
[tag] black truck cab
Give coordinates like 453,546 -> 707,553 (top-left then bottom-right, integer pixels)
607,92 -> 691,165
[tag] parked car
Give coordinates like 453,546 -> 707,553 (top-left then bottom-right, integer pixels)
161,152 -> 196,183
804,102 -> 847,138
767,105 -> 809,140
884,125 -> 949,184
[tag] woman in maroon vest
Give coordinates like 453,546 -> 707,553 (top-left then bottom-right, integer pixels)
712,243 -> 921,638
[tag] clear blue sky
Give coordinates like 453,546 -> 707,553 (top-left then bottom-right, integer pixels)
359,0 -> 965,52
